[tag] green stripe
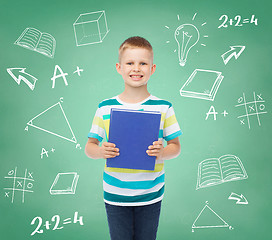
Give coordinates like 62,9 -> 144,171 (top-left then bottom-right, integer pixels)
104,185 -> 165,203
99,99 -> 122,108
142,99 -> 172,107
159,129 -> 163,138
88,132 -> 103,142
103,114 -> 110,120
104,172 -> 165,189
164,130 -> 182,141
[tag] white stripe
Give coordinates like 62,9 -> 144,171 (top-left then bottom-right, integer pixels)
163,122 -> 180,137
103,181 -> 165,196
89,125 -> 105,139
104,195 -> 164,206
105,170 -> 165,181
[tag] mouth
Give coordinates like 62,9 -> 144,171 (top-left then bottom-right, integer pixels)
129,74 -> 144,80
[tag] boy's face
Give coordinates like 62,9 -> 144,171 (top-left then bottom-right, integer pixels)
116,47 -> 156,88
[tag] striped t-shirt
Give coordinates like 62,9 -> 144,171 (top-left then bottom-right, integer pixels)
88,95 -> 182,206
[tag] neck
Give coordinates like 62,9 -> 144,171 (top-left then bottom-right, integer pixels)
119,85 -> 150,104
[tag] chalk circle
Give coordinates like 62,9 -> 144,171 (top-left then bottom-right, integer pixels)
27,182 -> 33,189
238,97 -> 243,103
8,170 -> 14,175
259,104 -> 265,111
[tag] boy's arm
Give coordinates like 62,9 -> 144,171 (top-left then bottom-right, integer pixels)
146,137 -> 181,161
85,138 -> 119,159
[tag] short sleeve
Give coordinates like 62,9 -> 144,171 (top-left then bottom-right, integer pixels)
163,106 -> 182,141
87,107 -> 105,142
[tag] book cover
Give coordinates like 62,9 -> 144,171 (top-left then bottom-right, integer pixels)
196,154 -> 247,190
180,69 -> 224,101
106,108 -> 161,170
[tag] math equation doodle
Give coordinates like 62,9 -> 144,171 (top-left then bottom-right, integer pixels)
30,211 -> 84,236
218,14 -> 258,28
235,92 -> 267,129
3,167 -> 34,203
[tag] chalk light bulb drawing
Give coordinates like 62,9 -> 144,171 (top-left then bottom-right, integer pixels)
174,24 -> 200,67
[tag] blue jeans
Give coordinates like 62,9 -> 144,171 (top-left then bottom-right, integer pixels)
105,201 -> 162,240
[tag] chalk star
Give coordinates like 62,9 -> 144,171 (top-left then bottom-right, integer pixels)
51,148 -> 55,153
73,66 -> 83,76
221,110 -> 228,117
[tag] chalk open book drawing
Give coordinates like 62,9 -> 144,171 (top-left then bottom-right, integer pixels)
14,27 -> 56,58
196,154 -> 248,190
180,69 -> 224,101
50,172 -> 79,195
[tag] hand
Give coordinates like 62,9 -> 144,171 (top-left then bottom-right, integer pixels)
100,142 -> 119,159
146,140 -> 164,160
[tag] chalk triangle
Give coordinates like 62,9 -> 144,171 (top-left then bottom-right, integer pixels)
27,102 -> 77,143
192,202 -> 230,231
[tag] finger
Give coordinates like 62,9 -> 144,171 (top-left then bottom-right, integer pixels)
146,150 -> 160,155
146,152 -> 158,157
105,147 -> 119,152
153,140 -> 163,145
103,142 -> 116,148
105,152 -> 120,158
147,149 -> 160,154
105,150 -> 120,155
105,154 -> 117,158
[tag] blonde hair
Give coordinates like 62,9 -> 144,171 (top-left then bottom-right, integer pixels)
118,36 -> 153,62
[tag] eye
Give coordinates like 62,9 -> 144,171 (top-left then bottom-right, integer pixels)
127,62 -> 133,65
140,62 -> 147,65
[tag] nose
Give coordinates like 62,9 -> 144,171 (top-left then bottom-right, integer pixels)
133,64 -> 140,72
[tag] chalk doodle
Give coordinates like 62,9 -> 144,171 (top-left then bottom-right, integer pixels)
235,92 -> 267,129
218,14 -> 258,28
3,167 -> 34,203
7,68 -> 38,91
41,147 -> 55,159
73,66 -> 84,76
164,13 -> 208,66
196,154 -> 247,190
221,46 -> 245,65
192,201 -> 233,232
30,211 -> 84,236
180,69 -> 224,101
73,10 -> 110,46
228,192 -> 248,205
205,106 -> 229,120
51,65 -> 84,88
49,172 -> 79,195
14,27 -> 56,58
51,65 -> 68,88
26,98 -> 80,146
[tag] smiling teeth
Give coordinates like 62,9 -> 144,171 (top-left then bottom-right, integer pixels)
130,75 -> 143,78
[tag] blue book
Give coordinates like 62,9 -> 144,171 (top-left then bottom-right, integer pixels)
106,108 -> 161,170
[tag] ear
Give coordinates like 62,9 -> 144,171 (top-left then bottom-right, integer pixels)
151,64 -> 156,75
116,63 -> 121,74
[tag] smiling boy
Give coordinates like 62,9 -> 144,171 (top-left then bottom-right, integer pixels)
85,36 -> 182,240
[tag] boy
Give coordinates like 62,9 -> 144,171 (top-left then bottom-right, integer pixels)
85,36 -> 181,240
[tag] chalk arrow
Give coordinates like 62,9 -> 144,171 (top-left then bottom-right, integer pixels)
228,192 -> 248,205
7,68 -> 38,91
221,46 -> 245,65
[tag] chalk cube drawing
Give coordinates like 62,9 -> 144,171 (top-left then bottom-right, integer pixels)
73,10 -> 110,46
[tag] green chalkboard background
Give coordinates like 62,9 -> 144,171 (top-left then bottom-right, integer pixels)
1,0 -> 271,239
